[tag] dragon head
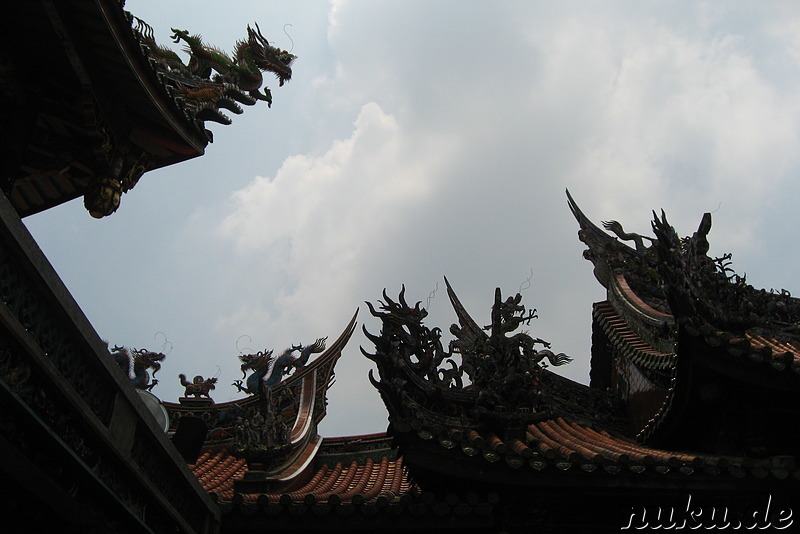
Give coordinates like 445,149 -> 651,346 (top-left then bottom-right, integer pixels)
366,286 -> 429,329
133,349 -> 165,367
239,349 -> 273,377
246,23 -> 295,86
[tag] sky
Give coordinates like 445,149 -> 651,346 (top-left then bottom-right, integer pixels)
23,1 -> 800,436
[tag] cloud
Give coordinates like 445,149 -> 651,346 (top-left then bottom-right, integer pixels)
218,100 -> 457,325
564,26 -> 800,253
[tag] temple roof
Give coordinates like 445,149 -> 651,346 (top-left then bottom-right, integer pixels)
569,191 -> 800,458
568,189 -> 800,380
189,435 -> 414,506
1,1 -> 292,217
364,288 -> 796,480
185,435 -> 505,530
397,414 -> 798,482
357,246 -> 800,522
144,194 -> 800,529
161,313 -> 359,507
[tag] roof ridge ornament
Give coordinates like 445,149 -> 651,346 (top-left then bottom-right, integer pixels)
569,189 -> 800,337
363,278 -> 571,430
233,337 -> 327,395
601,219 -> 654,252
77,14 -> 297,218
132,16 -> 295,132
652,210 -> 800,337
110,343 -> 166,391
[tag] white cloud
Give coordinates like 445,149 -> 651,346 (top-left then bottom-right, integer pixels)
218,102 -> 455,311
560,21 -> 800,252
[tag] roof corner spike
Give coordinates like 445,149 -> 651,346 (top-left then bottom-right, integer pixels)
565,188 -> 602,239
565,188 -> 582,222
566,190 -> 646,288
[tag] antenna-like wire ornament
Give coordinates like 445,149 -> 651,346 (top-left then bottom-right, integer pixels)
518,268 -> 534,293
236,334 -> 253,355
154,331 -> 173,354
283,23 -> 294,53
426,281 -> 439,309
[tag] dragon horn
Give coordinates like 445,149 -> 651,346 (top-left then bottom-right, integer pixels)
364,300 -> 380,317
254,22 -> 269,43
381,288 -> 395,307
398,285 -> 408,308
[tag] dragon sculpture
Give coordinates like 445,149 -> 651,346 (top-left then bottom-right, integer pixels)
132,17 -> 295,130
363,280 -> 572,421
233,338 -> 327,395
601,219 -> 654,252
448,281 -> 572,406
570,187 -> 800,336
171,24 -> 294,105
133,17 -> 184,69
111,345 -> 165,391
651,210 -> 800,335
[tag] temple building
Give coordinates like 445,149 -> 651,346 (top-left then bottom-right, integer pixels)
170,194 -> 799,532
0,2 -> 797,533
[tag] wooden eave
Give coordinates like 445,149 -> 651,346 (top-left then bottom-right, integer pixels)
1,0 -> 208,216
93,0 -> 208,159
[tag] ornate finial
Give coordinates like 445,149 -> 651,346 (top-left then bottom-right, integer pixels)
178,374 -> 217,404
84,176 -> 122,218
364,280 -> 571,419
652,210 -> 800,334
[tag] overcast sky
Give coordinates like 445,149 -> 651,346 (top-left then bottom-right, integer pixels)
23,1 -> 800,436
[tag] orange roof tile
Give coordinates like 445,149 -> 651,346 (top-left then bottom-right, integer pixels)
188,445 -> 417,507
593,300 -> 676,370
189,448 -> 247,501
398,413 -> 799,481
